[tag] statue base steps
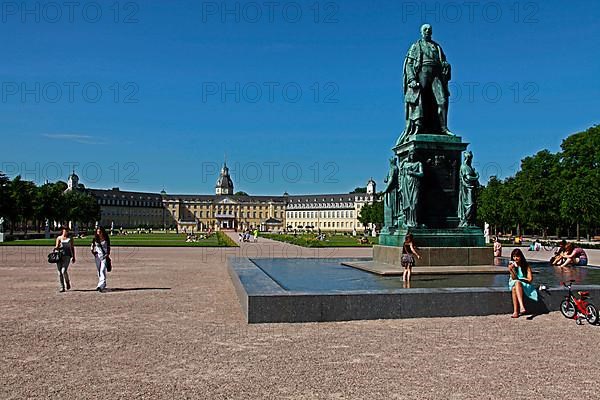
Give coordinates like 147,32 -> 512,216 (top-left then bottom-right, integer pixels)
379,227 -> 485,248
372,244 -> 493,267
342,260 -> 506,276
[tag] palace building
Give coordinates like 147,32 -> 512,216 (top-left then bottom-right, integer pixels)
85,162 -> 377,232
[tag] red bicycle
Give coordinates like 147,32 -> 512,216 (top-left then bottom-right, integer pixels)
560,280 -> 599,325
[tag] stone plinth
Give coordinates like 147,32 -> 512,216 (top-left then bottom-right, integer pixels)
394,134 -> 468,228
373,244 -> 492,266
379,227 -> 485,248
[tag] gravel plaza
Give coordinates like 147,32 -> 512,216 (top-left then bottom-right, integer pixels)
1,235 -> 599,399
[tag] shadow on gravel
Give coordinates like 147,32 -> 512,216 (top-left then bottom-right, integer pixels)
71,288 -> 171,293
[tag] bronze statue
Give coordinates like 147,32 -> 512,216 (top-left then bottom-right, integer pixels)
383,157 -> 400,228
399,150 -> 424,227
458,151 -> 480,227
398,24 -> 453,145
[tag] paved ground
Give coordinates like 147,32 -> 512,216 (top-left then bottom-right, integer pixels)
1,237 -> 599,399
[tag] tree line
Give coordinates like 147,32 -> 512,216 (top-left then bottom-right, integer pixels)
0,173 -> 100,234
478,125 -> 600,240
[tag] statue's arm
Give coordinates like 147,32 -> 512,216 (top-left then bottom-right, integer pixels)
415,162 -> 424,178
404,44 -> 419,85
438,43 -> 451,81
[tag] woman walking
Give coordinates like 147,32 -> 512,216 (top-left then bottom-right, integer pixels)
401,233 -> 421,283
91,227 -> 111,292
54,226 -> 76,292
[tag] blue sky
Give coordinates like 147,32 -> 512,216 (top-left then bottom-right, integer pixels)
1,0 -> 599,195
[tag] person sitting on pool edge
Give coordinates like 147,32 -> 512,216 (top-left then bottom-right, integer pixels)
559,243 -> 588,268
508,248 -> 538,318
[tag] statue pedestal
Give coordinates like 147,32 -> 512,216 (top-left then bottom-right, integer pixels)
394,134 -> 468,228
372,244 -> 492,267
379,226 -> 485,248
379,133 -> 486,254
0,233 -> 4,243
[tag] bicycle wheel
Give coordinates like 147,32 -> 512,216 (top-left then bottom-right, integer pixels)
586,304 -> 599,325
543,245 -> 554,251
560,299 -> 576,319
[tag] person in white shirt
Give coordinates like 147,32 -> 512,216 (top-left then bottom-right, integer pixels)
91,227 -> 111,292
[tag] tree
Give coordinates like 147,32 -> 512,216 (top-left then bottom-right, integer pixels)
358,201 -> 384,228
0,171 -> 10,221
63,190 -> 101,228
7,176 -> 36,234
350,187 -> 367,193
513,150 -> 561,237
477,176 -> 503,234
559,125 -> 600,239
34,182 -> 67,231
234,191 -> 249,196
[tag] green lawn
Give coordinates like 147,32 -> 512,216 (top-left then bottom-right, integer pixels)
262,233 -> 378,247
0,232 -> 238,247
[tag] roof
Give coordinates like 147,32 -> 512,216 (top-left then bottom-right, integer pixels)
87,188 -> 163,201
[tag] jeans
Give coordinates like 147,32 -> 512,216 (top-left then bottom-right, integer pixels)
57,257 -> 71,290
94,255 -> 107,290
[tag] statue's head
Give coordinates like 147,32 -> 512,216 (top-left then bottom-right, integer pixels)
407,150 -> 415,161
420,24 -> 432,41
463,151 -> 473,163
389,157 -> 396,166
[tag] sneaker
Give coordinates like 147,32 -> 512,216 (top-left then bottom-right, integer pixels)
66,281 -> 71,290
59,288 -> 66,293
96,287 -> 103,293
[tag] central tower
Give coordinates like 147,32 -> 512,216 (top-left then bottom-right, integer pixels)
215,162 -> 234,195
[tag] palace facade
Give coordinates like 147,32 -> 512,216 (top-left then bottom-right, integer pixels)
79,162 -> 377,232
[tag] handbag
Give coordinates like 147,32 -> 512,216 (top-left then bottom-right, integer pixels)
47,249 -> 64,264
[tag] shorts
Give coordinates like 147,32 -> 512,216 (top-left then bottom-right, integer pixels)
576,258 -> 588,266
401,254 -> 415,268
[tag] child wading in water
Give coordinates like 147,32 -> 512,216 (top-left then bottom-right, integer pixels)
401,233 -> 421,282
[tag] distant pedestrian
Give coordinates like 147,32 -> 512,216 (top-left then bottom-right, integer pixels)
253,229 -> 259,243
91,227 -> 111,292
493,237 -> 502,257
54,226 -> 76,292
401,233 -> 421,283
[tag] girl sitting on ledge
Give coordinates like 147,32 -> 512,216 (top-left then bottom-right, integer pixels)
508,248 -> 538,318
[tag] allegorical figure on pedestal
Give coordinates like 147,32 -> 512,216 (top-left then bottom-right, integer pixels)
398,24 -> 453,145
399,150 -> 424,227
458,151 -> 480,227
383,157 -> 400,228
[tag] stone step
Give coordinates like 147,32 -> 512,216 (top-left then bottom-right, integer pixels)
342,261 -> 508,276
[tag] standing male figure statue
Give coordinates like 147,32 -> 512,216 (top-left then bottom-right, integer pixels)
398,24 -> 453,144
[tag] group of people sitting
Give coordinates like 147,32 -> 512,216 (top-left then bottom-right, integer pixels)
185,233 -> 207,242
238,229 -> 259,243
550,240 -> 588,268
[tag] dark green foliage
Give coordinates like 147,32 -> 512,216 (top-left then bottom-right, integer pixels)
358,201 -> 384,227
0,174 -> 100,233
478,125 -> 600,238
